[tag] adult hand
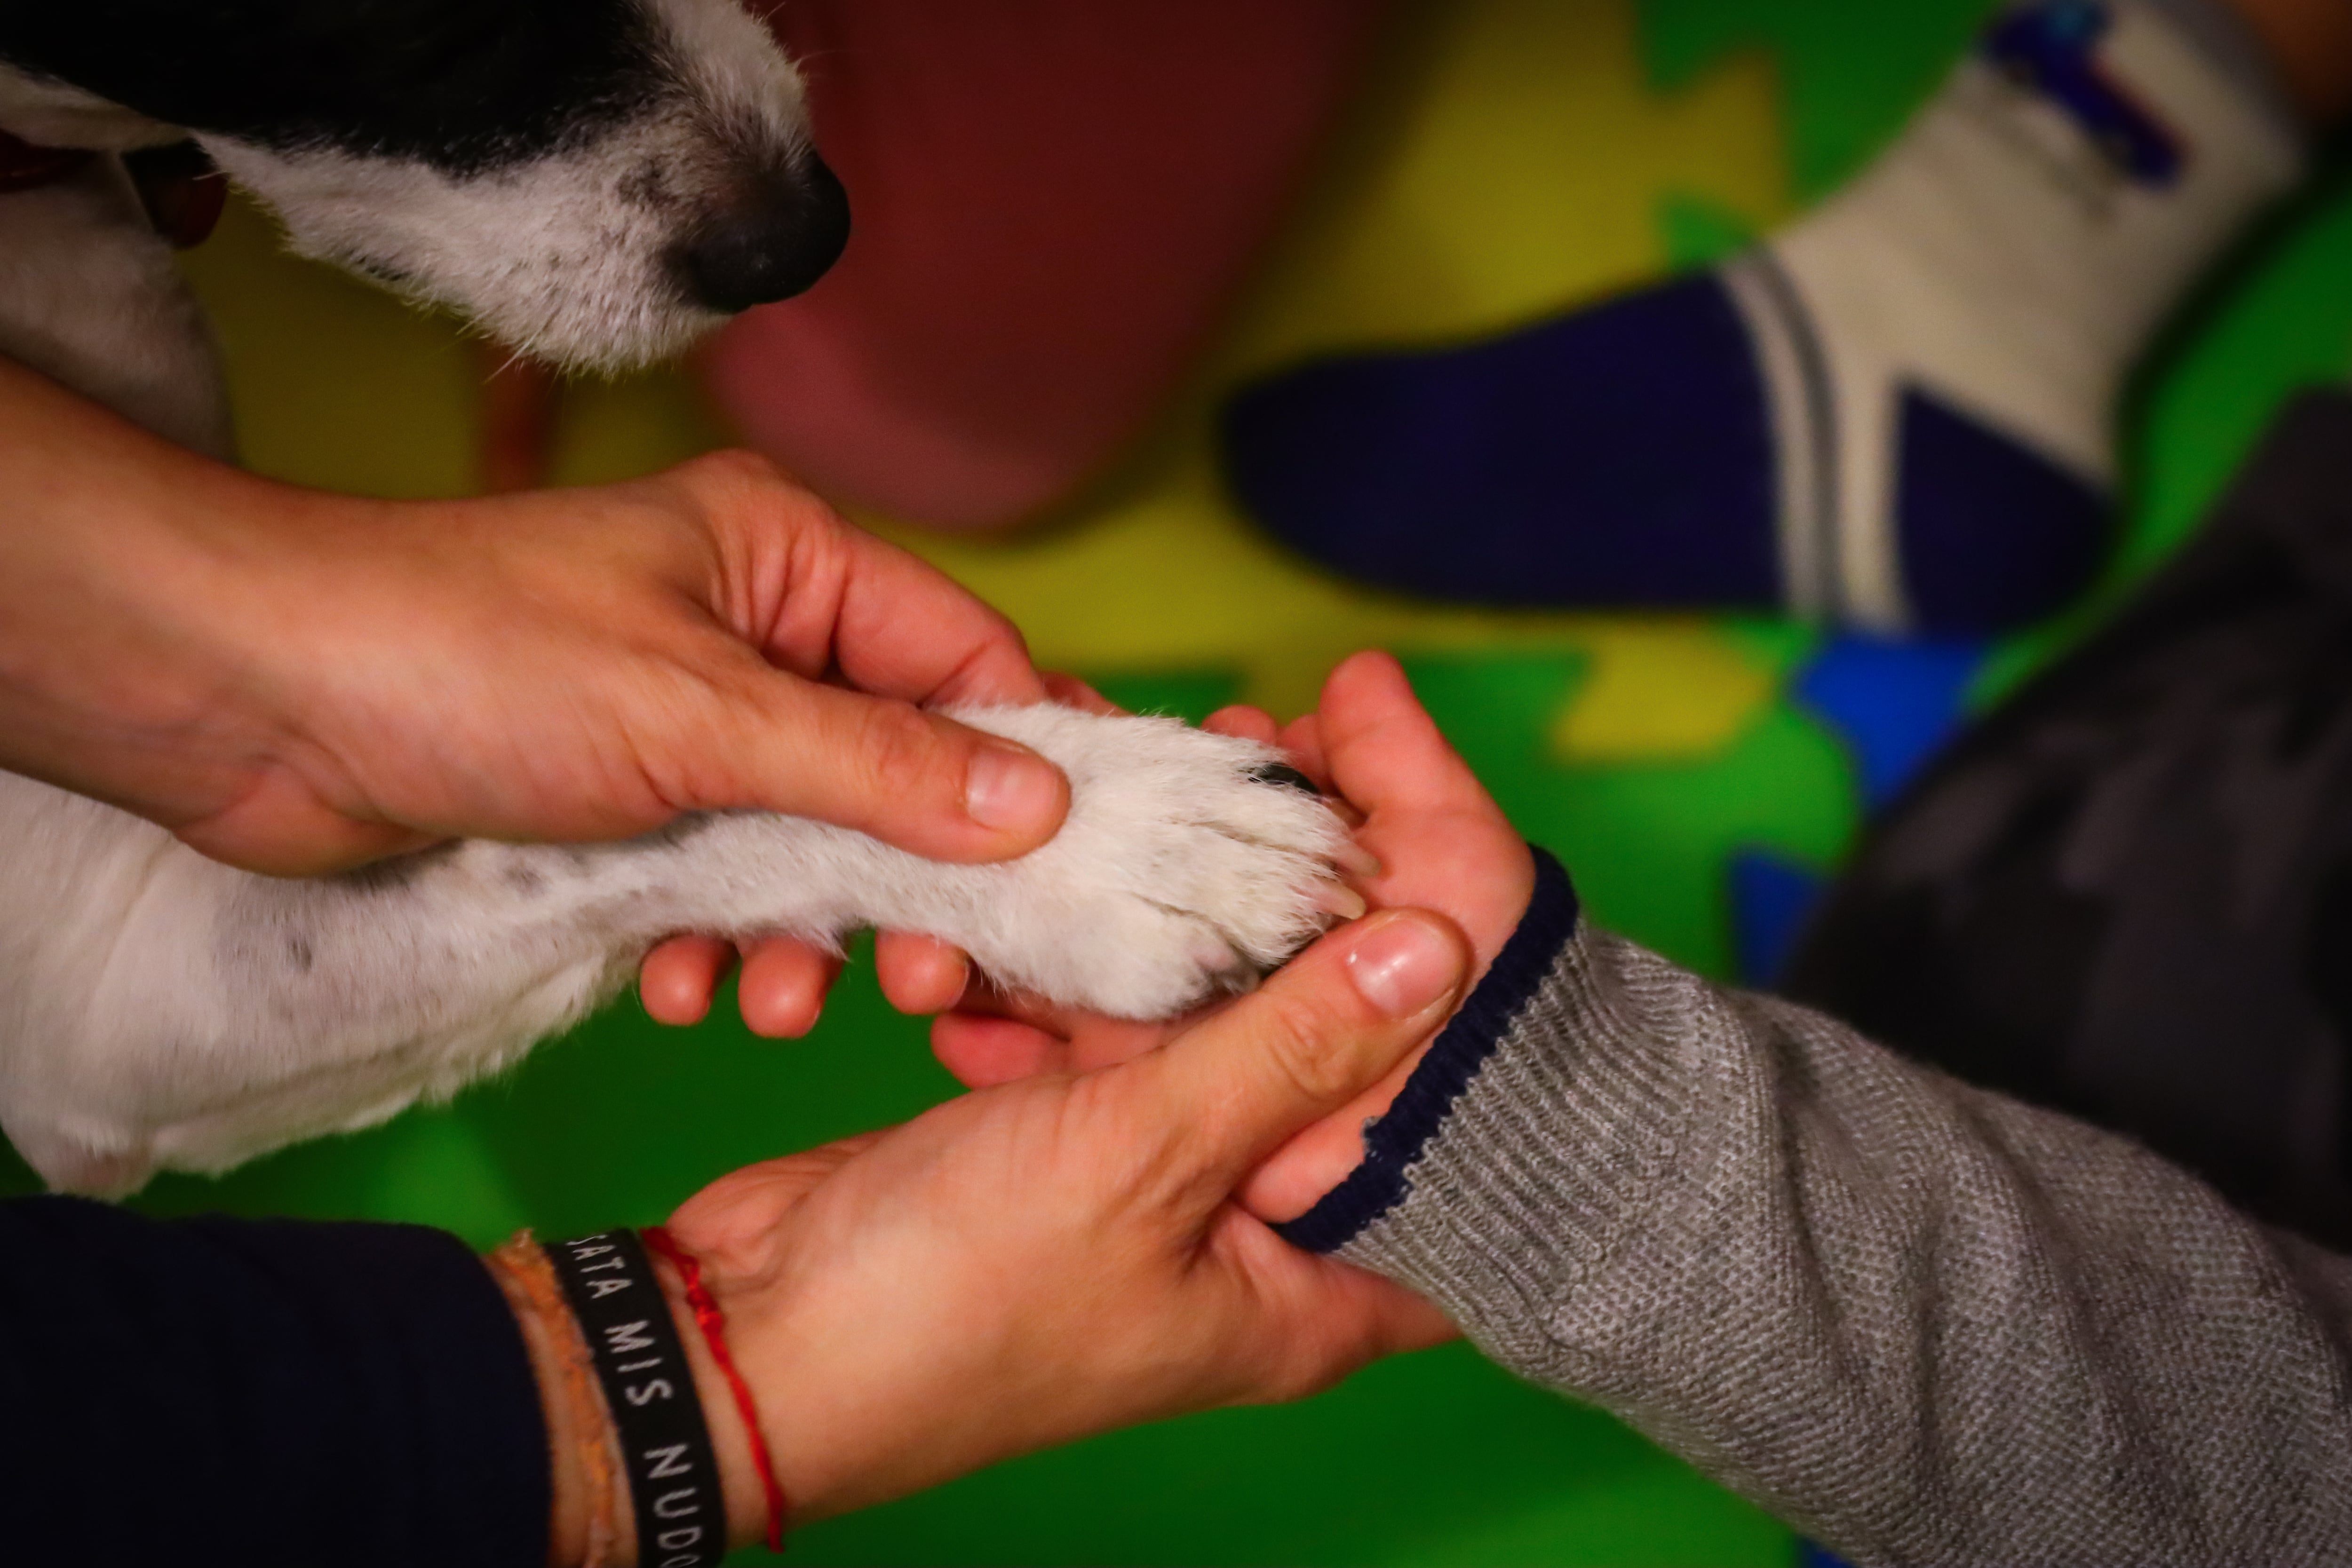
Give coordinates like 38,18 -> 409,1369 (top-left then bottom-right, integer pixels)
930,649 -> 1537,1221
0,358 -> 1065,1029
619,905 -> 1468,1547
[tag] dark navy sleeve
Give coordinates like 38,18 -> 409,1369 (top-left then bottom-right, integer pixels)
0,1195 -> 549,1568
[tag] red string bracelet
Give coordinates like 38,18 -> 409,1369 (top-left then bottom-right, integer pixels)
640,1225 -> 790,1553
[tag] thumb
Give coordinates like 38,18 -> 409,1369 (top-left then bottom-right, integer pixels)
1121,909 -> 1470,1201
701,672 -> 1072,863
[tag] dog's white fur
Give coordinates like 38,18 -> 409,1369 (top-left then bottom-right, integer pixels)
0,708 -> 1342,1198
0,1 -> 1347,1196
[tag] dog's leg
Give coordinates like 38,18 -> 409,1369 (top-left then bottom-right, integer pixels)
0,707 -> 1343,1194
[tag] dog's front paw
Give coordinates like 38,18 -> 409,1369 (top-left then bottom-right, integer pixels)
941,706 -> 1351,1019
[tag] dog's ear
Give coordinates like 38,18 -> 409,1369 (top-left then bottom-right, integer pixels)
0,59 -> 181,150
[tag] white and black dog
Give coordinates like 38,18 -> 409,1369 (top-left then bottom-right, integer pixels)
0,0 -> 1344,1196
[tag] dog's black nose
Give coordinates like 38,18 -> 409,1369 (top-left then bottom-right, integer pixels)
675,156 -> 851,314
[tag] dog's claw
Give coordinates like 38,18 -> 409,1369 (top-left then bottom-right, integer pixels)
1248,762 -> 1321,796
1317,882 -> 1368,921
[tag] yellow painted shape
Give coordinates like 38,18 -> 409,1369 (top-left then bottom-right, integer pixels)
1549,622 -> 1778,763
1230,0 -> 1786,371
174,0 -> 1795,721
177,198 -> 485,499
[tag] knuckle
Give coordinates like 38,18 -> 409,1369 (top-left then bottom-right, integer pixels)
977,600 -> 1028,657
1251,989 -> 1357,1106
691,446 -> 790,492
852,701 -> 955,800
680,449 -> 836,533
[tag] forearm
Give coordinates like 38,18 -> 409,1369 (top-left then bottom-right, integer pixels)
1287,850 -> 2352,1565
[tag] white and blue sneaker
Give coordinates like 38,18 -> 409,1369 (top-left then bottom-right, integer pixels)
1223,0 -> 2305,635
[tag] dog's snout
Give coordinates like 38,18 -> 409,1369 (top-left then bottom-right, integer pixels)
675,157 -> 851,315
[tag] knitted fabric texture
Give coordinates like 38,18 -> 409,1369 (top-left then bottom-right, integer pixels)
1319,902 -> 2352,1565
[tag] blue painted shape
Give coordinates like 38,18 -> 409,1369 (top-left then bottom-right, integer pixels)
1731,849 -> 1828,987
1795,633 -> 1991,808
1796,1543 -> 1859,1568
1983,0 -> 2185,186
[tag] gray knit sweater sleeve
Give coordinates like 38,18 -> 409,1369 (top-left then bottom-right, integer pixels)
1278,849 -> 2352,1566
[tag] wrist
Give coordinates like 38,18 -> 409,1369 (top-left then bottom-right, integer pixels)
511,1228 -> 794,1566
485,1235 -> 631,1568
660,1235 -> 1004,1529
646,1236 -> 788,1551
645,1219 -> 890,1529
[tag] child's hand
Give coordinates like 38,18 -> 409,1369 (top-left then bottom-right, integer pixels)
930,649 -> 1536,1224
648,902 -> 1464,1533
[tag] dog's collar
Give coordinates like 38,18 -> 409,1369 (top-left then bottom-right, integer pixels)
0,127 -> 93,192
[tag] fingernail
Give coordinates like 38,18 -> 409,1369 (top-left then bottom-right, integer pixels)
1335,840 -> 1382,879
965,743 -> 1062,833
1343,914 -> 1457,1018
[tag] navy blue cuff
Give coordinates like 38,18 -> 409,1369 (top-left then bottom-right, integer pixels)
1275,846 -> 1580,1253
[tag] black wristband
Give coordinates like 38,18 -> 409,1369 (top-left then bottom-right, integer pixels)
547,1229 -> 727,1568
